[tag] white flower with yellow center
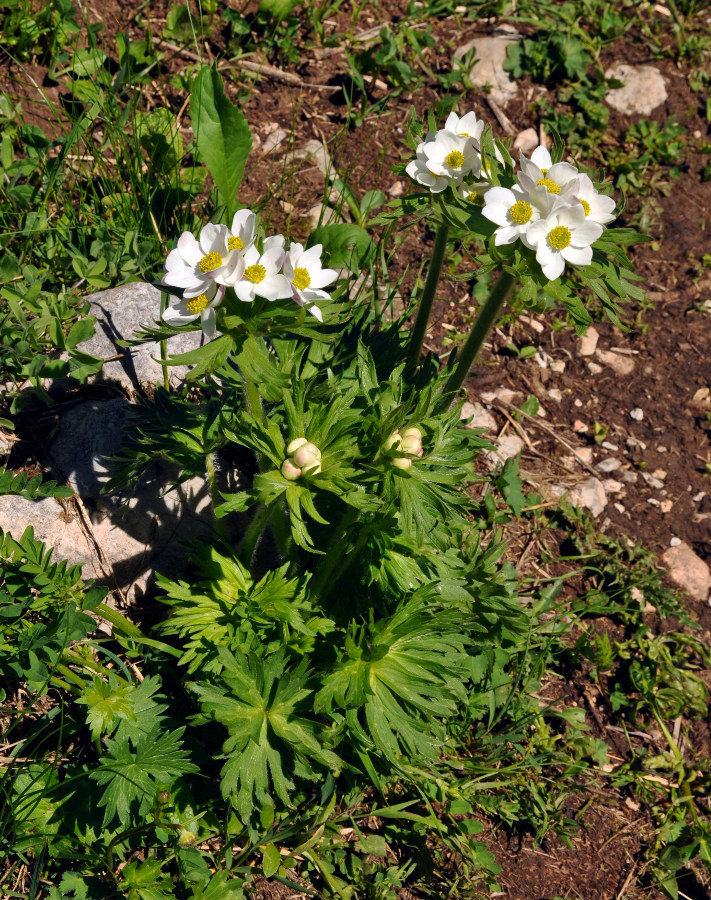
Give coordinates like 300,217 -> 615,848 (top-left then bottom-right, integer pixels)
563,174 -> 617,226
481,184 -> 549,246
405,133 -> 451,193
519,145 -> 579,198
231,237 -> 292,303
163,224 -> 230,298
422,130 -> 481,182
523,205 -> 603,281
161,280 -> 225,338
282,242 -> 338,322
443,110 -> 485,143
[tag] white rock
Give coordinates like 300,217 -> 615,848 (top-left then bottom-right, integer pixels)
662,542 -> 711,602
577,325 -> 599,357
595,348 -> 635,376
260,127 -> 288,156
460,401 -> 497,432
388,181 -> 404,197
620,470 -> 639,484
513,127 -> 538,154
605,64 -> 667,116
660,499 -> 673,513
626,434 -> 646,449
642,472 -> 665,490
573,446 -> 593,465
550,359 -> 566,374
601,441 -> 619,451
670,536 -> 682,547
597,457 -> 622,473
548,388 -> 563,403
603,479 -> 624,493
307,204 -> 345,230
693,491 -> 706,503
574,398 -> 583,408
630,408 -> 644,421
480,387 -> 522,405
455,35 -> 519,106
294,139 -> 332,177
487,434 -> 524,465
613,502 -> 626,513
587,362 -> 604,375
567,477 -> 608,518
78,283 -> 203,392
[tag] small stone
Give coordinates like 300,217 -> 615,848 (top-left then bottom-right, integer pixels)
605,64 -> 667,116
567,477 -> 608,518
693,491 -> 706,503
648,497 -> 660,506
642,472 -> 665,490
620,470 -> 639,484
603,479 -> 623,493
573,419 -> 588,433
512,127 -> 538,154
520,315 -> 545,333
656,445 -> 668,453
601,441 -> 619,451
574,398 -> 583,408
597,457 -> 621,473
460,401 -> 497,432
662,542 -> 711,602
577,325 -> 599,357
307,204 -> 345,230
660,500 -> 673,513
480,388 -> 522,405
533,350 -> 551,369
595,348 -> 635,376
295,139 -> 332,177
573,446 -> 593,465
548,388 -> 563,403
489,434 -> 524,463
260,127 -> 287,156
587,362 -> 603,375
629,408 -> 644,421
652,468 -> 667,480
614,502 -> 626,513
388,181 -> 404,197
550,359 -> 566,374
670,536 -> 682,547
455,34 -> 520,106
626,434 -> 647,449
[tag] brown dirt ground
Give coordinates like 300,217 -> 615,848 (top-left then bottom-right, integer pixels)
1,1 -> 711,898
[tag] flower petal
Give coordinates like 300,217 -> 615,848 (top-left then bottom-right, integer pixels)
562,245 -> 593,266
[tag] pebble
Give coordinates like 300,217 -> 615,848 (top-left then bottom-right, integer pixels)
648,497 -> 660,506
660,500 -> 673,513
626,434 -> 647,450
460,400 -> 497,432
573,419 -> 588,433
307,204 -> 345,230
573,446 -> 594,465
603,479 -> 624,493
487,434 -> 524,465
577,326 -> 599,357
601,441 -> 619,451
568,477 -> 608,518
480,388 -> 522,405
693,491 -> 706,503
652,468 -> 667,480
574,399 -> 583,408
388,181 -> 405,197
587,362 -> 604,375
512,128 -> 538,154
595,348 -> 635,376
629,408 -> 644,421
454,34 -> 520,106
295,139 -> 332,177
642,472 -> 665,490
520,315 -> 545,333
605,64 -> 668,116
550,359 -> 566,374
620,470 -> 639,484
533,350 -> 552,369
597,457 -> 622,473
260,127 -> 287,156
656,445 -> 668,453
613,502 -> 626,514
670,537 -> 682,546
662,542 -> 711,602
548,388 -> 563,403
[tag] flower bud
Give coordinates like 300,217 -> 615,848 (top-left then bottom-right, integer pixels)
392,456 -> 413,470
401,427 -> 423,456
281,459 -> 302,481
292,441 -> 321,469
157,790 -> 171,805
286,437 -> 308,456
178,829 -> 197,848
382,431 -> 402,452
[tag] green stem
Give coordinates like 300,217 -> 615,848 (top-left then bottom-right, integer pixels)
239,500 -> 273,568
94,603 -> 183,658
406,223 -> 449,374
205,451 -> 226,538
309,506 -> 362,601
159,292 -> 170,392
442,271 -> 516,396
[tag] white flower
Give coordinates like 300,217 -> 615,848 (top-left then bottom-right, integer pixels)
423,130 -> 481,181
163,223 -> 230,298
563,174 -> 617,226
229,208 -> 257,253
519,145 -> 579,198
282,243 -> 338,322
523,205 -> 604,281
443,110 -> 485,142
161,280 -> 225,338
405,133 -> 451,193
230,238 -> 292,303
482,184 -> 551,246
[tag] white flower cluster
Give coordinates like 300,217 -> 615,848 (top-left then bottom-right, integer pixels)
162,210 -> 338,336
406,116 -> 616,282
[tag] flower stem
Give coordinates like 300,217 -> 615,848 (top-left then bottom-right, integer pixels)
442,270 -> 516,396
309,505 -> 362,601
405,223 -> 449,375
205,450 -> 226,538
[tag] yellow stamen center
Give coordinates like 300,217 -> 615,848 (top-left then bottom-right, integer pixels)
198,251 -> 222,272
466,191 -> 484,204
228,236 -> 244,251
541,168 -> 548,176
536,178 -> 560,194
244,264 -> 266,284
445,150 -> 465,169
548,225 -> 572,250
509,200 -> 533,225
186,293 -> 210,314
292,267 -> 310,291
579,198 -> 590,217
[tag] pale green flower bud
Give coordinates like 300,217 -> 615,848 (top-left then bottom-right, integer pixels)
382,431 -> 402,452
281,459 -> 302,481
401,427 -> 423,456
392,456 -> 413,470
286,437 -> 308,455
292,441 -> 321,470
178,829 -> 197,848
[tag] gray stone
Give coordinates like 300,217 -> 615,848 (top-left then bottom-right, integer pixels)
595,348 -> 635,376
596,457 -> 622,473
81,282 -> 203,392
568,477 -> 608,518
460,401 -> 497,432
487,434 -> 524,465
629,408 -> 644,421
513,128 -> 538,154
662,542 -> 711,602
455,35 -> 519,106
294,139 -> 332,178
605,64 -> 667,116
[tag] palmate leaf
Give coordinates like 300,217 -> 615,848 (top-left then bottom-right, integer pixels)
77,674 -> 168,742
192,650 -> 341,822
90,727 -> 198,827
314,595 -> 471,762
